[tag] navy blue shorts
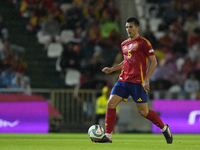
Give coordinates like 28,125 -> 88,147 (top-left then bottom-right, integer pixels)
111,81 -> 147,103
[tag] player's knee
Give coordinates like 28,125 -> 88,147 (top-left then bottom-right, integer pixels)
138,109 -> 148,117
107,99 -> 117,108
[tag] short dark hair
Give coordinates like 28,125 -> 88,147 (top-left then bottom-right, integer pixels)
126,17 -> 139,26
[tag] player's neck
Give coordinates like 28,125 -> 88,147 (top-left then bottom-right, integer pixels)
129,34 -> 139,41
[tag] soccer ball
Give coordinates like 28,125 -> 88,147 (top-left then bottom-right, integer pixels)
88,124 -> 104,140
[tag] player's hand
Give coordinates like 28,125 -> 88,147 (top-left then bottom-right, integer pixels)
143,79 -> 150,92
102,67 -> 113,74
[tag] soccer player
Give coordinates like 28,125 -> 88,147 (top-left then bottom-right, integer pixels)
94,17 -> 173,144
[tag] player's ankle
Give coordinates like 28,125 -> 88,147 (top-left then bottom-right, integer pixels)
161,124 -> 167,132
105,133 -> 112,140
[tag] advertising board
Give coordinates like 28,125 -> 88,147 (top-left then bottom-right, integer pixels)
0,101 -> 48,133
152,100 -> 200,133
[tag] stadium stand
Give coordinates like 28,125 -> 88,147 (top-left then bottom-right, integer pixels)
1,0 -> 200,95
0,0 -> 67,89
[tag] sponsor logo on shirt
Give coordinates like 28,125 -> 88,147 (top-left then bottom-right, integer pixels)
149,49 -> 154,53
123,46 -> 127,50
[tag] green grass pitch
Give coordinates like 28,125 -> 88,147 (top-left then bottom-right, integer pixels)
0,133 -> 200,150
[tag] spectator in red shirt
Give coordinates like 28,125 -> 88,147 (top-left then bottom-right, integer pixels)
102,0 -> 119,22
12,53 -> 27,74
20,0 -> 39,15
26,1 -> 48,32
187,28 -> 200,48
87,22 -> 102,45
48,0 -> 65,25
157,29 -> 173,52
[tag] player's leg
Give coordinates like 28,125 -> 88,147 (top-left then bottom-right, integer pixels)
94,94 -> 122,143
131,83 -> 173,144
105,81 -> 129,137
132,83 -> 165,128
136,103 -> 164,128
105,94 -> 123,136
94,81 -> 128,143
136,103 -> 173,144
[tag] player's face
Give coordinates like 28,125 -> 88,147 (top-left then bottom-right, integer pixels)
125,22 -> 140,39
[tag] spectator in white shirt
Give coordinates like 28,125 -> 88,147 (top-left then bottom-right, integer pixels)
184,72 -> 200,92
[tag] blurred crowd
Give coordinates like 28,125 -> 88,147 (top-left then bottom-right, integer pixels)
0,13 -> 31,94
143,0 -> 200,93
2,0 -> 200,95
9,0 -> 122,91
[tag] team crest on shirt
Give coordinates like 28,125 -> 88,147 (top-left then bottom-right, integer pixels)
133,42 -> 138,51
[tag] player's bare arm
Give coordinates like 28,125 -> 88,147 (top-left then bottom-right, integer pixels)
102,61 -> 124,74
143,55 -> 157,91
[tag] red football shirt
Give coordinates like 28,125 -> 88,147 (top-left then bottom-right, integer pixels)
118,36 -> 155,84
